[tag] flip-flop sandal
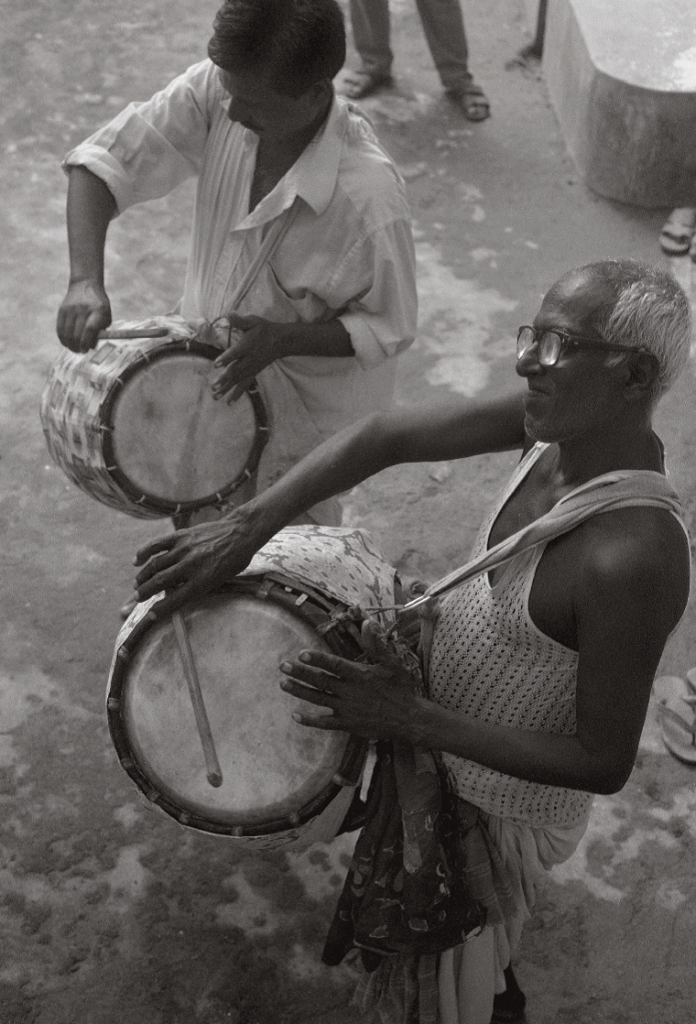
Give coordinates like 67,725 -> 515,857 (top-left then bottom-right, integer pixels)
659,208 -> 696,255
337,69 -> 393,100
447,83 -> 490,122
653,674 -> 696,763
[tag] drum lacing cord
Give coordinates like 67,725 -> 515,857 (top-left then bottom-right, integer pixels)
352,601 -> 439,804
363,596 -> 440,668
314,603 -> 367,642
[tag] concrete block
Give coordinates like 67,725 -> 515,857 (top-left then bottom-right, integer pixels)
521,0 -> 541,35
543,0 -> 696,208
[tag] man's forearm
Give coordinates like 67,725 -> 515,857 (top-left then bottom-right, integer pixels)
239,391 -> 527,535
134,394 -> 527,607
273,319 -> 355,359
241,411 -> 396,533
409,698 -> 631,795
65,166 -> 117,285
134,412 -> 402,607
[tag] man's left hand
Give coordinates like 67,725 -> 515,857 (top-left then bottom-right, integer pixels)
212,313 -> 285,401
279,648 -> 423,742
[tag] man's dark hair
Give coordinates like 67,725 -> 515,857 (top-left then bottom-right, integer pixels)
208,0 -> 346,97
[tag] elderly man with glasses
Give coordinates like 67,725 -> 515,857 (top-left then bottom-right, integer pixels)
133,259 -> 692,1024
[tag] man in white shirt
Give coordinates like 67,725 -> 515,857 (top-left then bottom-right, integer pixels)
56,0 -> 416,527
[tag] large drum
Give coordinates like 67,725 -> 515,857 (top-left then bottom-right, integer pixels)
40,316 -> 268,519
106,526 -> 400,850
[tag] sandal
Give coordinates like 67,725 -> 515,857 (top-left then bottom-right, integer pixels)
446,83 -> 490,122
659,207 -> 696,256
653,674 -> 696,763
337,68 -> 393,100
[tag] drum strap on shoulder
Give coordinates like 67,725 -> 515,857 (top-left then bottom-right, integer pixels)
222,201 -> 300,316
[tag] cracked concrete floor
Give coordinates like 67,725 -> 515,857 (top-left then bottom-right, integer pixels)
1,0 -> 695,1021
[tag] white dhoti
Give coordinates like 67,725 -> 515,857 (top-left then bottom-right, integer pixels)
437,811 -> 588,1024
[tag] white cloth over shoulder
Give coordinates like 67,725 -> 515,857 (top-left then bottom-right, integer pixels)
239,524 -> 397,618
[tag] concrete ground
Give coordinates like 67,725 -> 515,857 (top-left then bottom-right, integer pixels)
1,0 -> 695,1022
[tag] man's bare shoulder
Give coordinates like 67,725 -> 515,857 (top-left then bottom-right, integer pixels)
533,504 -> 689,652
575,503 -> 688,560
570,505 -> 690,617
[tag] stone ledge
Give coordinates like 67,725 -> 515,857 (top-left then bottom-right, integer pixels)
521,0 -> 542,36
543,0 -> 696,208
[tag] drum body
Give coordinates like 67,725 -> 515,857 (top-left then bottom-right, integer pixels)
40,319 -> 268,519
108,575 -> 368,850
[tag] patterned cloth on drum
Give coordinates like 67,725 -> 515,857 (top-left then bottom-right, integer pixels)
239,524 -> 397,614
40,315 -> 268,519
106,525 -> 399,851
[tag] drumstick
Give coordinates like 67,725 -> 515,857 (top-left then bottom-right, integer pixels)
172,611 -> 223,788
98,327 -> 169,339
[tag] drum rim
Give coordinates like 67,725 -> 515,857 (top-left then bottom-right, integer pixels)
100,339 -> 269,515
107,575 -> 368,838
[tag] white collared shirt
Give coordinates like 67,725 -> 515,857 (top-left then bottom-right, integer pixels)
63,60 -> 416,462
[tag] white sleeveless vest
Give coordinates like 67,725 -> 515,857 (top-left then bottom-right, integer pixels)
428,443 -> 688,828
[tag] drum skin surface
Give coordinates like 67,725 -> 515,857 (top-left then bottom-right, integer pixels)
111,352 -> 258,504
121,593 -> 348,826
107,578 -> 368,848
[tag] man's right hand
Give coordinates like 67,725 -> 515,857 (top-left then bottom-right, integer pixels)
133,506 -> 270,617
56,279 -> 112,352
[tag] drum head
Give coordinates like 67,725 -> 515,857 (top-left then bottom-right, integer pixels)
110,352 -> 259,505
119,591 -> 350,828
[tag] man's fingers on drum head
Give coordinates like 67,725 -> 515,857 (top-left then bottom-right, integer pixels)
280,672 -> 336,704
134,555 -> 187,601
296,648 -> 359,677
135,564 -> 187,602
291,709 -> 338,730
134,556 -> 181,595
134,534 -> 178,567
280,677 -> 341,730
279,656 -> 340,690
141,580 -> 192,619
228,381 -> 253,404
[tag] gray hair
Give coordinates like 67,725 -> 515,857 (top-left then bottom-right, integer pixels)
581,260 -> 692,403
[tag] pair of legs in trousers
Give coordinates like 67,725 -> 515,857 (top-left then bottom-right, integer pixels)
342,0 -> 489,120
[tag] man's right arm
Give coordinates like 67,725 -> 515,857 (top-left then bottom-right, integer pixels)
133,390 -> 527,610
56,166 -> 117,352
55,60 -> 217,353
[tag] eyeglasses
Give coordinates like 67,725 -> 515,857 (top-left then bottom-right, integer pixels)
516,325 -> 648,368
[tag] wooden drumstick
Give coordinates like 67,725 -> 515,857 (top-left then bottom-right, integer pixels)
98,327 -> 169,339
172,611 -> 223,788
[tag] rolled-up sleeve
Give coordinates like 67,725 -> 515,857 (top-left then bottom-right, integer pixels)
336,217 -> 417,370
62,60 -> 217,213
